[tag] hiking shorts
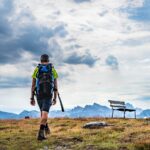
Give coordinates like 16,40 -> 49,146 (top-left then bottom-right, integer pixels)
37,97 -> 52,113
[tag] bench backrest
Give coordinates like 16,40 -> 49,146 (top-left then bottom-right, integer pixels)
108,100 -> 125,108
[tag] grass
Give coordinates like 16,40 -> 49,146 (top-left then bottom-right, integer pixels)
0,118 -> 150,150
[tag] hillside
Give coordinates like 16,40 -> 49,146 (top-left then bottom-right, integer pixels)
0,118 -> 150,150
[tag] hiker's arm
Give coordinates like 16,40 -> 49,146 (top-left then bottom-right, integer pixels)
30,78 -> 36,106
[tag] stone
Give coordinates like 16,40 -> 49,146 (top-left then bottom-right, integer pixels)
83,121 -> 108,129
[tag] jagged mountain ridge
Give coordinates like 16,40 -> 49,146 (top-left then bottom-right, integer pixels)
0,103 -> 149,119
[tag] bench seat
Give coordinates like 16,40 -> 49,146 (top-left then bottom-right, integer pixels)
116,108 -> 136,112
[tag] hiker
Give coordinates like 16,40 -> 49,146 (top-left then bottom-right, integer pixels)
30,54 -> 58,140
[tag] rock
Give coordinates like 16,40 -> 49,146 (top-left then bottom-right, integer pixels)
83,121 -> 108,129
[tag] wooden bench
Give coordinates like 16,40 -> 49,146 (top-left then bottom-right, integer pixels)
108,100 -> 136,118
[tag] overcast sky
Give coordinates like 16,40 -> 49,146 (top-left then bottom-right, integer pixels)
0,0 -> 150,113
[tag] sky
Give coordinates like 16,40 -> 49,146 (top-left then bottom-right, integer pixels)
0,0 -> 150,113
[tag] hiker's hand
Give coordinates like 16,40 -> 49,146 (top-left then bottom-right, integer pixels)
30,98 -> 35,106
52,99 -> 56,105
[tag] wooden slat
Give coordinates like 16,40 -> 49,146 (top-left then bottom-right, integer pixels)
110,105 -> 125,108
108,100 -> 125,105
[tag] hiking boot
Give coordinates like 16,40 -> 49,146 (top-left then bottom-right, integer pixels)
45,124 -> 50,135
37,129 -> 47,141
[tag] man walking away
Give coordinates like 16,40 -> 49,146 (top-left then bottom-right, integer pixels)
30,54 -> 58,140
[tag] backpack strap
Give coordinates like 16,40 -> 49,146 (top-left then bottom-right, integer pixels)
36,64 -> 42,78
48,63 -> 53,69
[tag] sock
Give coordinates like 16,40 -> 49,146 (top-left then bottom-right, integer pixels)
40,124 -> 45,130
45,123 -> 49,129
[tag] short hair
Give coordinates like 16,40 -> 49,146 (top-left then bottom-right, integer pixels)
40,54 -> 49,62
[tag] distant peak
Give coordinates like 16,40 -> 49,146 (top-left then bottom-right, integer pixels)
21,110 -> 29,113
73,106 -> 83,110
93,102 -> 100,106
125,103 -> 134,109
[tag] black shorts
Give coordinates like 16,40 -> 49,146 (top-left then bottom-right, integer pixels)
37,97 -> 52,112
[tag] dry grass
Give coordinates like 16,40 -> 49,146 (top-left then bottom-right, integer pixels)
0,118 -> 149,150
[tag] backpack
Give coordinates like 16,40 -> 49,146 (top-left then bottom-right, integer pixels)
36,63 -> 54,98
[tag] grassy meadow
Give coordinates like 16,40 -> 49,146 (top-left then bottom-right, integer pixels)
0,118 -> 150,150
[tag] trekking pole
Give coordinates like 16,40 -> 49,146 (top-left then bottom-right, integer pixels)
58,93 -> 65,112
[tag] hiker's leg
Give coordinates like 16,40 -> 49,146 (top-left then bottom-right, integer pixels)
36,98 -> 46,140
37,98 -> 52,140
41,111 -> 51,134
41,111 -> 48,125
36,98 -> 42,117
41,111 -> 50,129
41,98 -> 52,124
42,99 -> 52,134
37,111 -> 48,140
45,122 -> 50,135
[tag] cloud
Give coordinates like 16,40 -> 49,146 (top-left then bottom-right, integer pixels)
0,77 -> 31,88
18,25 -> 53,51
139,96 -> 150,101
120,36 -> 150,46
66,44 -> 81,51
73,0 -> 91,3
0,0 -> 14,36
53,24 -> 68,38
64,52 -> 99,67
128,0 -> 150,22
0,0 -> 45,63
0,22 -> 68,63
0,0 -> 68,64
0,0 -> 150,111
0,25 -> 53,63
105,55 -> 119,70
98,10 -> 108,17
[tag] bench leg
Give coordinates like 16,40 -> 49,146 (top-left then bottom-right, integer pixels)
112,109 -> 114,118
124,110 -> 125,118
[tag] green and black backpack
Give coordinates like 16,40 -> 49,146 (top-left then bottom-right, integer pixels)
36,63 -> 54,98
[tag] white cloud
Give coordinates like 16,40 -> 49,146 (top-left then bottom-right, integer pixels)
0,0 -> 150,112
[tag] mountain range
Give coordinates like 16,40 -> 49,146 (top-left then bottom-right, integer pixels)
0,103 -> 149,119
